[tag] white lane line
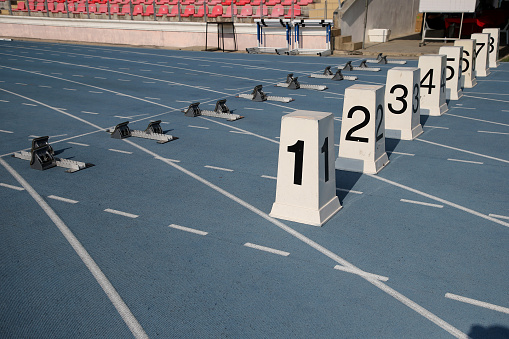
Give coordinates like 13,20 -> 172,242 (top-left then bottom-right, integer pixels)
81,111 -> 99,115
89,91 -> 103,94
244,243 -> 290,257
325,97 -> 343,100
244,107 -> 263,111
452,107 -> 476,110
229,130 -> 251,135
188,125 -> 209,130
168,224 -> 208,236
204,165 -> 234,172
63,88 -> 77,91
334,117 -> 342,122
48,195 -> 79,204
0,129 -> 14,134
334,265 -> 388,281
144,97 -> 160,100
0,182 -> 25,191
424,125 -> 449,130
153,156 -> 180,163
72,74 -> 84,77
67,141 -> 89,147
370,175 -> 509,228
416,138 -> 509,164
446,113 -> 509,127
336,188 -> 363,195
445,293 -> 509,314
38,85 -> 52,88
15,83 -> 27,85
400,199 -> 444,208
94,77 -> 107,79
118,79 -> 131,82
140,69 -> 152,72
104,208 -> 139,219
109,148 -> 133,154
0,158 -> 148,339
143,81 -> 156,84
478,130 -> 509,135
22,103 -> 37,106
123,133 -> 470,338
389,151 -> 415,156
0,99 -> 9,102
447,158 -> 484,165
489,213 -> 509,220
261,175 -> 277,180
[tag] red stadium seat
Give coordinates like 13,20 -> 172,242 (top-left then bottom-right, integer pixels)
223,3 -> 236,17
143,4 -> 154,15
270,3 -> 284,17
181,4 -> 194,16
167,4 -> 177,16
284,3 -> 300,18
156,4 -> 168,15
13,1 -> 28,11
132,4 -> 143,14
237,4 -> 252,17
110,3 -> 120,13
97,2 -> 108,12
119,3 -> 130,14
208,4 -> 222,17
252,4 -> 267,17
194,4 -> 208,17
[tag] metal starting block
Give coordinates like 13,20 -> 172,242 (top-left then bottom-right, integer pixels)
365,53 -> 407,65
237,85 -> 294,103
12,138 -> 93,173
309,67 -> 357,81
276,74 -> 327,91
107,120 -> 176,143
341,60 -> 381,72
183,100 -> 243,121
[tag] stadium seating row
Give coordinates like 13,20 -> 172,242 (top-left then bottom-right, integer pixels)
11,1 -> 304,18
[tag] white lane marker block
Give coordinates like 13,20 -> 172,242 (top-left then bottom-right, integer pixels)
271,110 -> 342,226
384,67 -> 423,140
454,39 -> 477,88
418,54 -> 448,116
439,46 -> 463,101
169,224 -> 208,236
104,208 -> 139,219
400,199 -> 444,208
336,84 -> 389,174
48,195 -> 79,204
445,293 -> 509,314
0,182 -> 25,191
483,28 -> 500,68
471,33 -> 491,77
333,265 -> 389,281
244,242 -> 290,257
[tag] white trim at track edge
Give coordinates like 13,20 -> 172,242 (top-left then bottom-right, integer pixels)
122,138 -> 468,339
369,175 -> 509,228
416,138 -> 509,164
445,113 -> 509,127
0,158 -> 149,339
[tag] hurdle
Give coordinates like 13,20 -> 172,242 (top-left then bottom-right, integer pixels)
366,53 -> 407,65
246,19 -> 292,55
182,100 -> 243,121
275,74 -> 327,91
309,66 -> 357,81
238,85 -> 293,103
107,120 -> 177,143
287,19 -> 333,56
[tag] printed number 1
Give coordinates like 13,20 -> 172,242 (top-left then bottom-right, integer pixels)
288,138 -> 330,186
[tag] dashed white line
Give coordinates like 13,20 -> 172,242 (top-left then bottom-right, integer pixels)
489,213 -> 509,220
168,224 -> 208,236
445,293 -> 509,314
153,156 -> 180,163
325,97 -> 343,99
16,83 -> 27,86
0,182 -> 25,191
336,188 -> 363,195
142,81 -> 156,84
72,75 -> 84,77
447,158 -> 484,165
104,208 -> 139,219
144,97 -> 160,100
244,243 -> 290,256
0,129 -> 13,134
109,149 -> 133,154
188,125 -> 209,130
334,265 -> 389,281
81,111 -> 99,115
230,130 -> 251,135
478,130 -> 509,135
0,99 -> 9,103
400,199 -> 444,208
89,91 -> 103,94
94,77 -> 107,79
334,117 -> 342,121
48,195 -> 79,204
22,103 -> 37,106
261,175 -> 277,180
389,151 -> 415,156
244,107 -> 263,111
68,141 -> 89,147
424,126 -> 449,130
204,165 -> 233,172
118,79 -> 131,82
38,85 -> 52,88
63,88 -> 77,91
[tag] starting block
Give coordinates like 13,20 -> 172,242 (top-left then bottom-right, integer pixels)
366,53 -> 407,65
12,137 -> 93,173
439,46 -> 463,101
454,39 -> 477,88
309,67 -> 357,81
237,85 -> 294,103
276,74 -> 327,91
270,110 -> 341,226
335,84 -> 389,174
471,33 -> 491,77
384,67 -> 423,140
483,28 -> 500,68
418,54 -> 448,116
182,100 -> 243,121
107,120 -> 177,143
341,60 -> 381,72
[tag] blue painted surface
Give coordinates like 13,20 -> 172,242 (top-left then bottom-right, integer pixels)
0,40 -> 508,338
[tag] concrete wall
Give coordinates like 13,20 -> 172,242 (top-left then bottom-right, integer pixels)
0,16 -> 331,51
339,0 -> 420,42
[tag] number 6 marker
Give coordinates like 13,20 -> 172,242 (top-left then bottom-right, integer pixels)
335,84 -> 389,174
270,110 -> 341,226
454,39 -> 477,88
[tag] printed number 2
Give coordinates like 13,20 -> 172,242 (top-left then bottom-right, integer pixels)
288,138 -> 330,185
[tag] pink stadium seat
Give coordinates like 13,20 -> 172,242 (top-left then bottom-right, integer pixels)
119,3 -> 130,14
252,4 -> 267,17
284,3 -> 299,17
155,0 -> 168,4
181,0 -> 194,4
208,4 -> 222,17
181,4 -> 194,16
266,0 -> 280,4
193,4 -> 208,17
156,4 -> 168,15
143,4 -> 154,15
132,4 -> 143,14
208,0 -> 222,4
167,0 -> 177,4
97,2 -> 108,12
13,1 -> 28,11
35,0 -> 47,11
270,3 -> 284,17
167,4 -> 177,16
52,2 -> 67,12
237,4 -> 252,17
250,0 -> 263,5
222,0 -> 231,4
223,3 -> 236,17
110,3 -> 120,13
281,0 -> 293,5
